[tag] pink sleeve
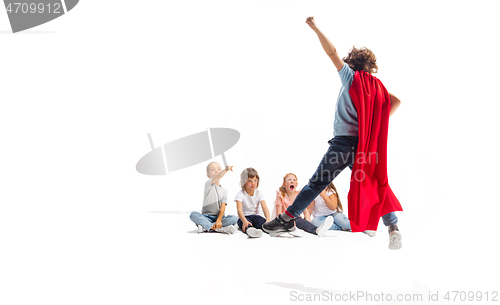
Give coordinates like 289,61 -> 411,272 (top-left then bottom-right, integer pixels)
274,191 -> 288,210
274,191 -> 282,206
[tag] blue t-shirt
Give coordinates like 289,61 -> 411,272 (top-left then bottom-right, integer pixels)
333,63 -> 358,136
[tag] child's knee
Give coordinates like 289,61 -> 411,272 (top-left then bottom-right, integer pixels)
311,218 -> 322,227
189,211 -> 201,221
226,215 -> 238,225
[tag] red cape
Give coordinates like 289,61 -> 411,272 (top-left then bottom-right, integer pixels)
347,71 -> 403,232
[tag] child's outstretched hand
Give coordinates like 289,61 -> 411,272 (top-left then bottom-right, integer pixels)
225,166 -> 233,172
306,16 -> 318,30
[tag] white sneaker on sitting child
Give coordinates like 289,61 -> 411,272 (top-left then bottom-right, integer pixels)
215,225 -> 237,234
197,225 -> 206,233
246,227 -> 263,238
316,215 -> 334,237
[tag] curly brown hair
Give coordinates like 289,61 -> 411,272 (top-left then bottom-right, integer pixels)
343,46 -> 378,74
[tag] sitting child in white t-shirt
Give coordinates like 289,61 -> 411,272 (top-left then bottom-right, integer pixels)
308,182 -> 376,237
234,167 -> 270,238
189,162 -> 238,233
308,182 -> 351,231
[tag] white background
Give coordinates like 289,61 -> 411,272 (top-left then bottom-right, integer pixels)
1,0 -> 499,304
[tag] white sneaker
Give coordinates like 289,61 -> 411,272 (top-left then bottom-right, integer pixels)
197,225 -> 206,233
246,227 -> 263,238
288,229 -> 304,237
316,216 -> 334,237
231,224 -> 238,233
388,230 -> 402,250
215,225 -> 237,234
364,230 -> 377,237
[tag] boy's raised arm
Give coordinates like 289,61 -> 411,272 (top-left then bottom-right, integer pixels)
211,165 -> 233,186
306,17 -> 344,72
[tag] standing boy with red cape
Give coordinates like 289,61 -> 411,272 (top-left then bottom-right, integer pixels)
263,17 -> 403,249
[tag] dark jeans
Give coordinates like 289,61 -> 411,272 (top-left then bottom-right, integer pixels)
237,214 -> 267,230
286,136 -> 398,225
295,217 -> 318,235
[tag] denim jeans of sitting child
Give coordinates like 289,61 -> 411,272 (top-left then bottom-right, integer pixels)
190,212 -> 238,231
311,211 -> 397,230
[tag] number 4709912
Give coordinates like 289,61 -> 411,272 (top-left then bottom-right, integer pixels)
444,291 -> 498,302
5,3 -> 62,14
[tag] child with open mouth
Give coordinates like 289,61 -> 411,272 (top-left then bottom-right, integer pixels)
272,173 -> 333,237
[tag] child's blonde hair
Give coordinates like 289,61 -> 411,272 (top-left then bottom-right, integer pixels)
240,167 -> 260,189
325,183 -> 343,212
206,162 -> 219,173
278,173 -> 298,198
